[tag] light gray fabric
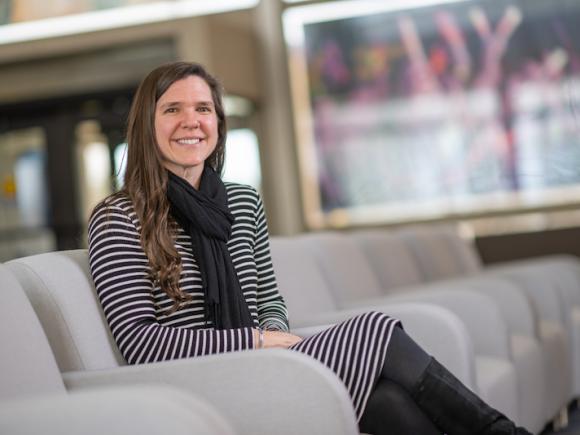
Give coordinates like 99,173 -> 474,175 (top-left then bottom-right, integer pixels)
271,235 -> 524,419
367,302 -> 477,390
0,264 -> 65,400
354,234 -> 547,432
353,230 -> 423,288
382,227 -> 573,427
294,302 -> 477,390
7,250 -> 125,371
0,385 -> 237,435
485,265 -> 574,416
0,264 -> 238,434
475,356 -> 519,422
270,237 -> 477,388
380,288 -> 511,360
511,334 -> 546,432
270,237 -> 338,326
7,250 -> 361,435
295,233 -> 513,359
298,232 -> 385,306
394,227 -> 468,280
292,232 -> 527,426
438,229 -> 482,274
404,226 -> 579,409
63,349 -> 359,435
539,321 -> 573,420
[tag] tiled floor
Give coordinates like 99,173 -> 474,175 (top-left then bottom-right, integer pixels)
542,406 -> 580,435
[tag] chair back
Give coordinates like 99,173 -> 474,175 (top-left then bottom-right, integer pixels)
0,264 -> 66,399
437,228 -> 482,274
394,226 -> 469,281
270,237 -> 338,327
297,232 -> 385,307
6,250 -> 125,372
352,230 -> 423,289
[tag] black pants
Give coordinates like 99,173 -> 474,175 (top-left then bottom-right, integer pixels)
359,326 -> 441,435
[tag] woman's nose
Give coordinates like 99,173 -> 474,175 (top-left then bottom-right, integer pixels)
181,110 -> 200,129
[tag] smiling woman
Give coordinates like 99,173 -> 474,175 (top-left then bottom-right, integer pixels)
86,61 -> 531,435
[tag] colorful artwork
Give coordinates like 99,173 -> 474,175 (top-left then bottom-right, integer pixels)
286,0 -> 580,227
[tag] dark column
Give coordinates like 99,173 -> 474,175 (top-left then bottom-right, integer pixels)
44,113 -> 82,250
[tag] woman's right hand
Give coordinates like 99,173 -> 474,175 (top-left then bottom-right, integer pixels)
254,329 -> 303,349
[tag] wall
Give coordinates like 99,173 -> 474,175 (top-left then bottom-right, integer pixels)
1,2 -> 580,260
0,6 -> 306,238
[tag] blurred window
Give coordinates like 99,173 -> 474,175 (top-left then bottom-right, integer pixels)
223,128 -> 262,191
0,127 -> 55,260
75,120 -> 112,223
114,142 -> 128,190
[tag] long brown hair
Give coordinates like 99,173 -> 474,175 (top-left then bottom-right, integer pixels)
122,61 -> 227,311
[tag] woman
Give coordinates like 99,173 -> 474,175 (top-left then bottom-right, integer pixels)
88,61 -> 530,435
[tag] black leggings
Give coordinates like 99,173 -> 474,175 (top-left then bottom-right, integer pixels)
359,326 -> 441,435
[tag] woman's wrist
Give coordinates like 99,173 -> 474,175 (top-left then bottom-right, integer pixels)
258,328 -> 264,349
254,327 -> 264,349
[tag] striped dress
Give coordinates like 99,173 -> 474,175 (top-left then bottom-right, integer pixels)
88,182 -> 399,419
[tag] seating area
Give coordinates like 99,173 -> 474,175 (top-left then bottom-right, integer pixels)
1,225 -> 580,434
270,227 -> 580,434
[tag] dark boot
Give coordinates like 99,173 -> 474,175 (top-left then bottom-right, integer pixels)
411,358 -> 531,435
360,378 -> 442,435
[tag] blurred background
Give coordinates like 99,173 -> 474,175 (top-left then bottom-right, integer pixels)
1,0 -> 580,264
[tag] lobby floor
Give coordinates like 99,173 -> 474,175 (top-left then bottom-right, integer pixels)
543,405 -> 580,435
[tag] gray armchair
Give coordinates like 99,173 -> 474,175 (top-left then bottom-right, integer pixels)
5,252 -> 360,435
0,263 -> 237,435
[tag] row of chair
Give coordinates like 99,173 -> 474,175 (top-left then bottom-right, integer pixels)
1,248 -> 477,434
269,226 -> 580,434
2,225 -> 579,433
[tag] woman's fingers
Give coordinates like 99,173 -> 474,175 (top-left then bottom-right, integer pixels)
262,330 -> 303,348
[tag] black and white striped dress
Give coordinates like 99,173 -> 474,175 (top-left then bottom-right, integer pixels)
88,183 -> 399,419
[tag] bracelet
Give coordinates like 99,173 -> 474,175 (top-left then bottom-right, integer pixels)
258,328 -> 264,349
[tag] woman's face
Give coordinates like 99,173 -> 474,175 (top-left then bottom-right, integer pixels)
154,75 -> 218,185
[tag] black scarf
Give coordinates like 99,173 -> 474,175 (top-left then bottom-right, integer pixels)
166,167 -> 254,329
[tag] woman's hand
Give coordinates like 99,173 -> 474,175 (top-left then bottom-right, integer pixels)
254,329 -> 303,349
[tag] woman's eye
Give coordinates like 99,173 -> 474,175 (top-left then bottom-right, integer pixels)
198,106 -> 212,113
164,107 -> 178,114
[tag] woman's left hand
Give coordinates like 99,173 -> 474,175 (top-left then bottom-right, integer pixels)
255,329 -> 303,349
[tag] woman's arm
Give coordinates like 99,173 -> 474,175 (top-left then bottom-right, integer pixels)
88,199 -> 255,365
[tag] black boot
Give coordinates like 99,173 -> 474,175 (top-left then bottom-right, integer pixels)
360,378 -> 442,435
411,358 -> 531,435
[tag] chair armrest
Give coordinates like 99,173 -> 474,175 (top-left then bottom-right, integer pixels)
425,276 -> 539,339
0,385 -> 237,435
484,267 -> 566,326
289,303 -> 477,391
63,349 -> 359,435
486,254 -> 580,309
291,324 -> 336,338
368,288 -> 512,361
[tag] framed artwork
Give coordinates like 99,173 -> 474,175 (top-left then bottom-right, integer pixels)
284,0 -> 580,228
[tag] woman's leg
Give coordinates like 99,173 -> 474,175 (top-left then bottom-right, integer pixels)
359,378 -> 441,435
383,326 -> 531,435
